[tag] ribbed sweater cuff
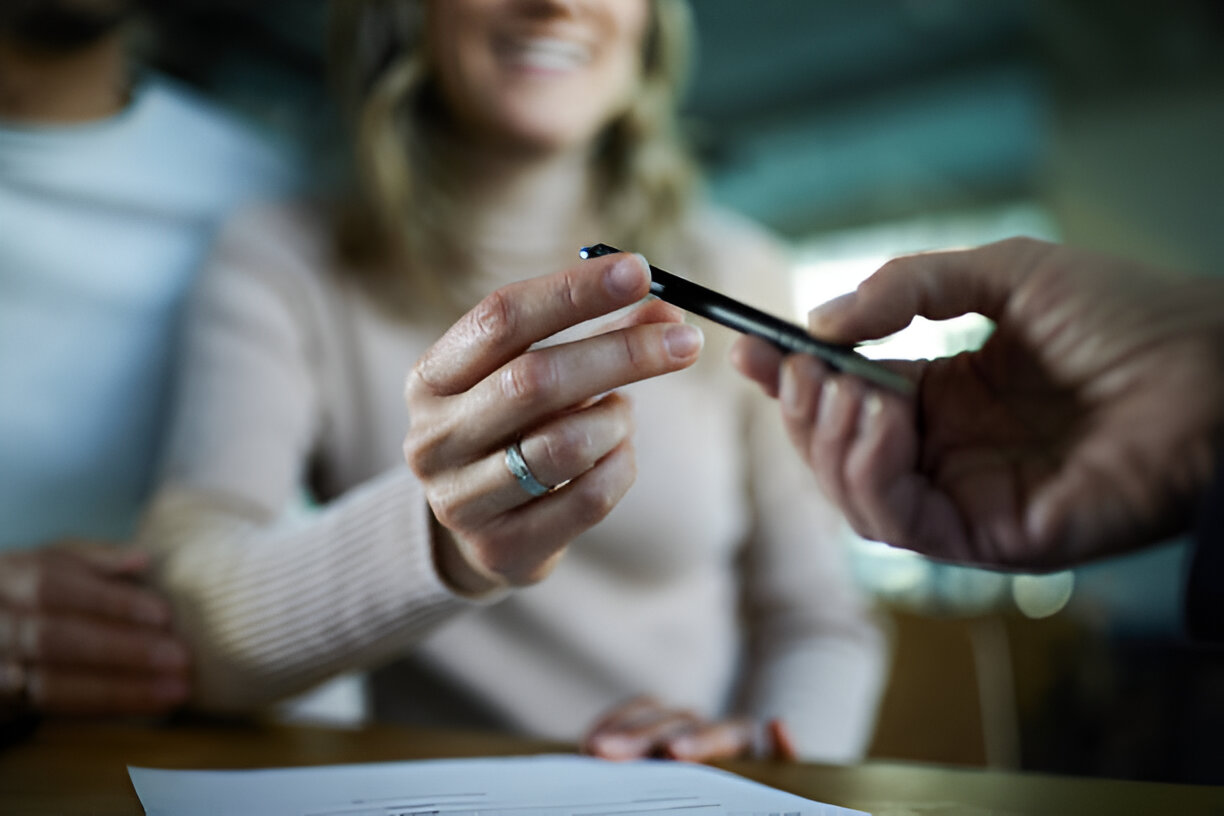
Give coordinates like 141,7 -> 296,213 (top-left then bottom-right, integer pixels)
148,467 -> 501,711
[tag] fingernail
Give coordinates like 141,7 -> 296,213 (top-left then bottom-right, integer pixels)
664,324 -> 703,360
808,291 -> 855,332
151,642 -> 190,670
607,254 -> 647,297
864,393 -> 884,419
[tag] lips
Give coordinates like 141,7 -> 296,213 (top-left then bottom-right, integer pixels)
498,36 -> 592,73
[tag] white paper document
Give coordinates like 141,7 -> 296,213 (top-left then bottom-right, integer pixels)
129,754 -> 867,816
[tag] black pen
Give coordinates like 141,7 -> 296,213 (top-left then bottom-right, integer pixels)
579,243 -> 914,395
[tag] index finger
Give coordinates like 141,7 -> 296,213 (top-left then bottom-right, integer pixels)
48,570 -> 173,628
412,252 -> 651,397
0,556 -> 171,628
50,540 -> 151,577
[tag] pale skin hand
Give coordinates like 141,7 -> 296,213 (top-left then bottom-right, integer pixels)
731,238 -> 1224,570
0,543 -> 191,716
403,252 -> 704,594
582,696 -> 797,763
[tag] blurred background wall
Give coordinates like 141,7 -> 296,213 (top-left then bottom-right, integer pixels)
140,0 -> 1224,784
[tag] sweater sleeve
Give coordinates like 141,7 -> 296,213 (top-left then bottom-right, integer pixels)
708,213 -> 889,763
140,209 -> 478,712
736,391 -> 890,763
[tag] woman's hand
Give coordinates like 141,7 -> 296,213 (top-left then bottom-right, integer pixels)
582,696 -> 797,762
732,238 -> 1224,570
403,252 -> 704,594
0,543 -> 191,717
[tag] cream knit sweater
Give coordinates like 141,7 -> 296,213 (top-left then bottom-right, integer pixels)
141,202 -> 888,762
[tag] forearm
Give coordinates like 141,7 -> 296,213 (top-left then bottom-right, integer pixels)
142,468 -> 478,712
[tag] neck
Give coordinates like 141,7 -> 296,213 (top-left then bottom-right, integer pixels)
0,32 -> 128,123
442,136 -> 599,280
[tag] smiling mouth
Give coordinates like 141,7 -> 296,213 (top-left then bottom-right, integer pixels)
499,36 -> 592,73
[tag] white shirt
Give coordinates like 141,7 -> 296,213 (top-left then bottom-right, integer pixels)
0,73 -> 295,548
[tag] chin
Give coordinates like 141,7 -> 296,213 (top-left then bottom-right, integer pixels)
485,115 -> 606,157
507,97 -> 623,148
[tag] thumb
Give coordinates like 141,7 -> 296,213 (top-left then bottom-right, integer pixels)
808,238 -> 1052,343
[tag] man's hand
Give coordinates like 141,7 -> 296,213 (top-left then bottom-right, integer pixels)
0,544 -> 191,715
733,238 -> 1224,570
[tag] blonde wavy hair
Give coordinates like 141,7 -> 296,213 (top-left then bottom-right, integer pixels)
329,0 -> 699,312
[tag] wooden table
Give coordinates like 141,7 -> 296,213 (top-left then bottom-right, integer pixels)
1,719 -> 1222,816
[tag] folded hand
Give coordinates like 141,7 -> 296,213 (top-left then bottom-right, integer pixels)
0,543 -> 191,716
582,696 -> 797,763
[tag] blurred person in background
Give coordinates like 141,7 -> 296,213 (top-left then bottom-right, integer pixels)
731,238 -> 1224,637
0,0 -> 294,722
140,0 -> 887,763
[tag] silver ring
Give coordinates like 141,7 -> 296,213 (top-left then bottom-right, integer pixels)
504,440 -> 552,497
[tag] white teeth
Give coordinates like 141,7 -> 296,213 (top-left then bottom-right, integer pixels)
506,37 -> 590,71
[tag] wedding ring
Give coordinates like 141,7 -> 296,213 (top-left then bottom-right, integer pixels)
504,440 -> 552,498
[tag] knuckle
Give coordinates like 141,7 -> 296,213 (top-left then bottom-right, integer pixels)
863,262 -> 899,292
403,368 -> 427,403
409,346 -> 449,398
401,429 -> 427,473
570,479 -> 619,527
427,493 -> 467,533
540,424 -> 594,474
473,288 -> 517,346
401,423 -> 448,476
557,269 -> 582,312
501,354 -> 555,407
614,397 -> 635,436
618,329 -> 647,371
